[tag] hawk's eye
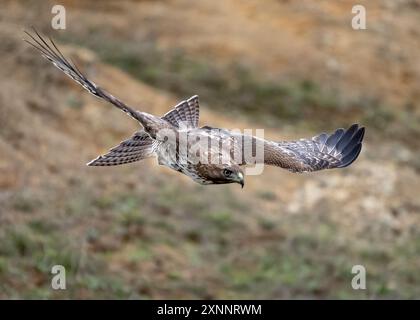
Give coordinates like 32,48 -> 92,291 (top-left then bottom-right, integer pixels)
223,168 -> 233,177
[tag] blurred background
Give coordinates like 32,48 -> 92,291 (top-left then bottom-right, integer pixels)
0,0 -> 420,299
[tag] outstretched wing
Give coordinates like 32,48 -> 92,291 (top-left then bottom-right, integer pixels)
262,124 -> 365,172
24,28 -> 143,122
162,95 -> 200,128
87,131 -> 157,166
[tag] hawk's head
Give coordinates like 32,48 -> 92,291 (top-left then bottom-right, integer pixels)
200,164 -> 244,188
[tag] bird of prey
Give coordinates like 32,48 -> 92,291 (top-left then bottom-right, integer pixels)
25,30 -> 365,188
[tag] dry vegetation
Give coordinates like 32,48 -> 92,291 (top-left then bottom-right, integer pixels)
0,0 -> 419,298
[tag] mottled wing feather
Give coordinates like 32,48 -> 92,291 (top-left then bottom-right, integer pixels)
264,124 -> 365,172
87,131 -> 156,166
162,95 -> 200,128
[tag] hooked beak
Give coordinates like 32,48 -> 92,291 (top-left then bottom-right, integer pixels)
237,172 -> 244,189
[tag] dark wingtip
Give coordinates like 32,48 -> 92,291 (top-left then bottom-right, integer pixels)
336,124 -> 365,168
337,143 -> 362,168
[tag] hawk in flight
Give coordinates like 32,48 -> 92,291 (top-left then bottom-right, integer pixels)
25,30 -> 365,188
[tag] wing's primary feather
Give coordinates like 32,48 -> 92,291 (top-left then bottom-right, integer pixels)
234,124 -> 365,172
24,28 -> 143,122
263,124 -> 365,172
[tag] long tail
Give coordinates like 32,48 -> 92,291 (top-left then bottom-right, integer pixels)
24,28 -> 144,123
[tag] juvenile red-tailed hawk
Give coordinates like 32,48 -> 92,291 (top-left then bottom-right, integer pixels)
25,30 -> 365,188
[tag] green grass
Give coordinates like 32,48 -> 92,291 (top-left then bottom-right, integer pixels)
2,181 -> 420,299
98,43 -> 351,125
57,33 -> 420,141
53,32 -> 420,150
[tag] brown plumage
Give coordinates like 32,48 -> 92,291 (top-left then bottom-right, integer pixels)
25,29 -> 365,188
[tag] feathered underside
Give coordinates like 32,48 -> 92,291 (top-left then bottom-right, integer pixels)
87,131 -> 157,166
